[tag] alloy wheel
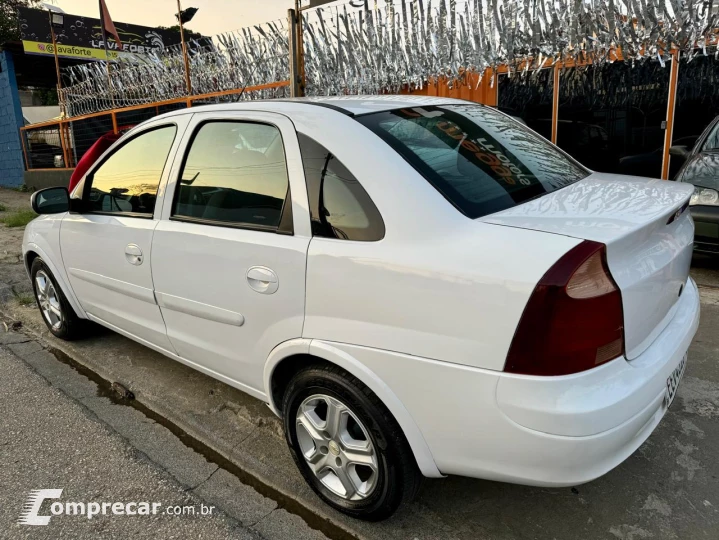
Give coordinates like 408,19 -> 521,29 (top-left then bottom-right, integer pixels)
35,270 -> 63,331
296,394 -> 379,501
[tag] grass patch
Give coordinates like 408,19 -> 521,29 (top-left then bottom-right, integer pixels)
0,202 -> 7,212
1,209 -> 37,228
16,294 -> 35,306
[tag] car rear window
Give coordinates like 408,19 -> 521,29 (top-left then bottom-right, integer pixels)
356,105 -> 590,219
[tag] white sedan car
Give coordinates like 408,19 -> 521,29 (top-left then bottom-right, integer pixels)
24,96 -> 699,520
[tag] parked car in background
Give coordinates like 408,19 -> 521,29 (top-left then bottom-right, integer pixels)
671,116 -> 719,254
24,97 -> 699,520
24,115 -> 66,168
26,141 -> 64,168
619,136 -> 699,179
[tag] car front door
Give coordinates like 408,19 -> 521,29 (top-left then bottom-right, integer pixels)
151,112 -> 311,394
61,120 -> 188,353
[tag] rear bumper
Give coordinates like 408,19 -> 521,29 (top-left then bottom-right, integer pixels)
496,277 -> 699,438
690,205 -> 719,253
487,277 -> 700,486
329,278 -> 700,487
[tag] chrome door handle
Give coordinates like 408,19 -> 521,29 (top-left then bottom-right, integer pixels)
125,244 -> 143,266
246,266 -> 278,294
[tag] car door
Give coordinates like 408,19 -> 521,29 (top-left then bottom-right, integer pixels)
61,120 -> 188,353
151,111 -> 311,394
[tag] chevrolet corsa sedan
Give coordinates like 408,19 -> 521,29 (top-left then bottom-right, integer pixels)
23,96 -> 700,521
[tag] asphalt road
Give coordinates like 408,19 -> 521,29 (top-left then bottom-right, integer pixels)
0,341 -> 252,539
1,187 -> 719,539
0,335 -> 327,540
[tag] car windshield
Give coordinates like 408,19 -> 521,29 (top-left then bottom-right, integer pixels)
356,104 -> 590,219
679,152 -> 719,191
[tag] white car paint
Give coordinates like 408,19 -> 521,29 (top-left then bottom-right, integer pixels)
23,96 -> 699,486
150,111 -> 311,394
481,173 -> 695,359
329,281 -> 697,486
62,214 -> 175,352
24,218 -> 86,320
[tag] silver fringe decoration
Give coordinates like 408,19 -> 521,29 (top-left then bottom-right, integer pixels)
60,0 -> 719,117
61,23 -> 290,116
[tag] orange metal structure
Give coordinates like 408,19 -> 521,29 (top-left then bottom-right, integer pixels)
20,52 -> 682,179
661,50 -> 680,180
551,63 -> 561,144
403,68 -> 498,106
20,81 -> 291,170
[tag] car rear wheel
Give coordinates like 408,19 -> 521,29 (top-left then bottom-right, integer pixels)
31,258 -> 87,340
282,363 -> 422,521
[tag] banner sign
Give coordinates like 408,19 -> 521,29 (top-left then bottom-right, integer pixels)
18,7 -> 184,61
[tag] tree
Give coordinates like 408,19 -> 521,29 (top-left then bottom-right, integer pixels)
156,25 -> 203,43
34,86 -> 58,106
0,0 -> 42,47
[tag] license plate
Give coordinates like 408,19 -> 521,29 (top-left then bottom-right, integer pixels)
665,355 -> 687,409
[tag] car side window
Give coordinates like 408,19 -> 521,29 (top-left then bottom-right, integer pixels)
704,123 -> 719,152
297,133 -> 385,241
85,125 -> 177,216
172,121 -> 290,231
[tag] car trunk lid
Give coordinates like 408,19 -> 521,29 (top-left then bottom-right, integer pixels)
480,173 -> 695,360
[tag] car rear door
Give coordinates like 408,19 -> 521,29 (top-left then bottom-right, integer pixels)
151,111 -> 311,394
61,119 -> 189,353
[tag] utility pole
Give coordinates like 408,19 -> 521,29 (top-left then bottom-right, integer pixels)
295,0 -> 305,96
177,0 -> 192,95
288,1 -> 306,97
288,8 -> 301,97
47,11 -> 64,116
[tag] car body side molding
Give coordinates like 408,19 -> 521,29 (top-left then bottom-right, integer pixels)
68,267 -> 156,304
155,291 -> 245,327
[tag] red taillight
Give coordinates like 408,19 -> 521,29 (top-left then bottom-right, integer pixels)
504,240 -> 625,376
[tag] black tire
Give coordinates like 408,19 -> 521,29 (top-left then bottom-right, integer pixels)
30,257 -> 88,340
282,363 -> 423,521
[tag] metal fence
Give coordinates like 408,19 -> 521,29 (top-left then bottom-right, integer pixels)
20,71 -> 498,172
19,0 -> 719,177
24,124 -> 67,169
19,81 -> 289,172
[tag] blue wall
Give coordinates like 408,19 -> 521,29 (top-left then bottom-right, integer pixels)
0,51 -> 25,187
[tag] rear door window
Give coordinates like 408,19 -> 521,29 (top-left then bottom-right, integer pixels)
172,121 -> 291,232
357,105 -> 589,219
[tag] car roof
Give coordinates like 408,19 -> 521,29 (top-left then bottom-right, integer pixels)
281,95 -> 471,115
150,95 -> 475,122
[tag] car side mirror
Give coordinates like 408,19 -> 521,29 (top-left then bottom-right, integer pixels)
31,187 -> 70,214
669,145 -> 689,159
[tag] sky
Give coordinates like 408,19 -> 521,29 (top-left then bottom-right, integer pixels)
54,0 -> 293,37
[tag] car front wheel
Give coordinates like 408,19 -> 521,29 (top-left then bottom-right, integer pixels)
31,257 -> 87,340
282,363 -> 422,521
